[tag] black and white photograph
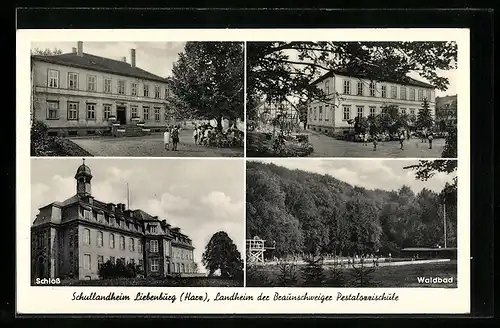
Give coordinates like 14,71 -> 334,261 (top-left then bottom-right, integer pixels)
246,41 -> 458,158
246,159 -> 457,287
30,41 -> 244,157
30,158 -> 244,286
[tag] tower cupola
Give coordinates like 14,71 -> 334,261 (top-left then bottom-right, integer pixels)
75,158 -> 92,197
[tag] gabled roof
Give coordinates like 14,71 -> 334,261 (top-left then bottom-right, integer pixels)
311,68 -> 434,89
31,52 -> 168,83
132,209 -> 159,221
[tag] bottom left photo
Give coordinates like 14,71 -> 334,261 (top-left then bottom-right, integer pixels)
29,157 -> 245,287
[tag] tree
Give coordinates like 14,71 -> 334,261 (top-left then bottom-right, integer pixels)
417,98 -> 434,131
202,231 -> 243,279
247,41 -> 457,120
169,42 -> 244,128
31,48 -> 63,56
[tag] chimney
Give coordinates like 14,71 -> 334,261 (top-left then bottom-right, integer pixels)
77,41 -> 83,56
72,47 -> 77,53
122,57 -> 127,63
131,49 -> 136,67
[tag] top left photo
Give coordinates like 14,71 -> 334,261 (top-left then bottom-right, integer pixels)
30,41 -> 244,157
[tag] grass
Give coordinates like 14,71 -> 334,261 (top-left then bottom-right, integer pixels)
246,261 -> 457,288
56,276 -> 243,287
31,135 -> 93,157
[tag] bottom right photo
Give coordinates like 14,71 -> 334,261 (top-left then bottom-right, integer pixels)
245,159 -> 458,288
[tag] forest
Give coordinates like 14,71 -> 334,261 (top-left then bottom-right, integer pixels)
246,161 -> 457,258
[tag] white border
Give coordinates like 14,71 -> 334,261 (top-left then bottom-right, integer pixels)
17,28 -> 469,315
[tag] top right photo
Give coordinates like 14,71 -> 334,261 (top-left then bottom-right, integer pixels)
246,41 -> 458,158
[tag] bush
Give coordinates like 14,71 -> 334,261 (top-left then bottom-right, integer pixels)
300,255 -> 326,286
325,261 -> 346,287
31,119 -> 49,156
276,260 -> 298,286
349,258 -> 378,287
245,264 -> 272,287
98,260 -> 142,279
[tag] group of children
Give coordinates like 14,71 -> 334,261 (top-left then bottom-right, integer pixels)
192,125 -> 241,148
362,130 -> 434,151
163,125 -> 180,151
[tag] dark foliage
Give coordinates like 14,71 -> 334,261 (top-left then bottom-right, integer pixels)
98,260 -> 142,279
202,231 -> 244,279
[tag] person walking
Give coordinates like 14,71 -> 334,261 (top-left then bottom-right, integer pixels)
399,131 -> 405,150
163,126 -> 171,151
428,131 -> 434,149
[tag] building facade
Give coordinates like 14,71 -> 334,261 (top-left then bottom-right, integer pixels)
31,42 -> 172,136
435,95 -> 457,127
31,161 -> 196,281
307,70 -> 436,134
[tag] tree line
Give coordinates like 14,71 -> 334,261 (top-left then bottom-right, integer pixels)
246,161 -> 457,258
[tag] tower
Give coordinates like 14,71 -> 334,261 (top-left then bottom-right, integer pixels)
75,158 -> 92,197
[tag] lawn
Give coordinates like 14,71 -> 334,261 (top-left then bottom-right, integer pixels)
55,276 -> 243,287
246,261 -> 457,288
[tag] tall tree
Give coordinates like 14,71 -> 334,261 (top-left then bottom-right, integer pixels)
417,98 -> 434,131
31,48 -> 63,56
201,231 -> 243,279
169,42 -> 244,128
247,41 -> 457,120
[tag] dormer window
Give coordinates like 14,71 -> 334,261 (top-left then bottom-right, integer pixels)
150,226 -> 157,233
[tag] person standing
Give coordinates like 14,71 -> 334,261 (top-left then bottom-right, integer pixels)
363,131 -> 368,146
399,131 -> 405,150
428,131 -> 434,149
373,136 -> 378,151
193,127 -> 198,144
163,126 -> 171,151
171,125 -> 180,151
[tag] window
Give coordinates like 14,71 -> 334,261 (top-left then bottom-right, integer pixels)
343,105 -> 351,121
86,103 -> 96,120
120,236 -> 125,250
138,259 -> 143,268
68,73 -> 78,89
138,242 -> 143,253
129,238 -> 135,252
131,83 -> 137,96
154,107 -> 161,121
309,107 -> 312,119
150,240 -> 159,253
318,106 -> 323,121
97,231 -> 103,247
325,81 -> 329,95
381,85 -> 387,98
417,89 -> 423,101
143,84 -> 149,97
369,106 -> 376,116
48,69 -> 59,88
103,104 -> 111,120
410,108 -> 415,116
401,87 -> 407,100
87,75 -> 97,92
181,263 -> 185,273
118,80 -> 125,95
131,106 -> 138,118
325,105 -> 329,121
46,101 -> 59,119
92,211 -> 97,221
410,88 -> 416,101
150,225 -> 157,233
67,102 -> 78,120
357,82 -> 363,96
357,106 -> 364,118
176,263 -> 180,273
97,255 -> 104,269
391,86 -> 397,99
151,259 -> 159,272
103,78 -> 111,93
155,86 -> 161,98
83,228 -> 90,245
109,233 -> 115,249
343,80 -> 351,94
83,254 -> 91,270
401,108 -> 407,115
369,82 -> 376,97
313,107 -> 317,120
426,90 -> 432,101
143,106 -> 150,120
165,88 -> 170,99
110,256 -> 115,264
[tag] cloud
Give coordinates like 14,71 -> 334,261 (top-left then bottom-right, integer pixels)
201,191 -> 244,221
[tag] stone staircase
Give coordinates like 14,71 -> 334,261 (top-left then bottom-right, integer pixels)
111,122 -> 150,137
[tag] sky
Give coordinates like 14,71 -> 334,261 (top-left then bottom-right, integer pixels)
31,42 -> 187,78
250,159 -> 457,194
30,158 -> 245,273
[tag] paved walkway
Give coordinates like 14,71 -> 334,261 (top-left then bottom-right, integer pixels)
70,130 -> 243,157
307,130 -> 445,158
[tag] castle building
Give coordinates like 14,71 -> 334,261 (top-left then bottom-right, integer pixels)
31,41 -> 172,136
435,95 -> 457,127
306,68 -> 436,134
31,160 -> 195,281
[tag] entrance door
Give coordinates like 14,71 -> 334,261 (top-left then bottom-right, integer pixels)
116,107 -> 126,125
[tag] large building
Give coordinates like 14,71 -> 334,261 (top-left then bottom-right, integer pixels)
31,41 -> 172,136
435,95 -> 457,127
306,69 -> 436,134
31,160 -> 196,281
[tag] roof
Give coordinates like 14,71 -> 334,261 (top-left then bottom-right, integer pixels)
31,52 -> 168,83
402,247 -> 457,252
132,209 -> 160,221
75,163 -> 92,177
311,68 -> 435,89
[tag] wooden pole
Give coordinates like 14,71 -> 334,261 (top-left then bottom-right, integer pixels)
443,202 -> 447,248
